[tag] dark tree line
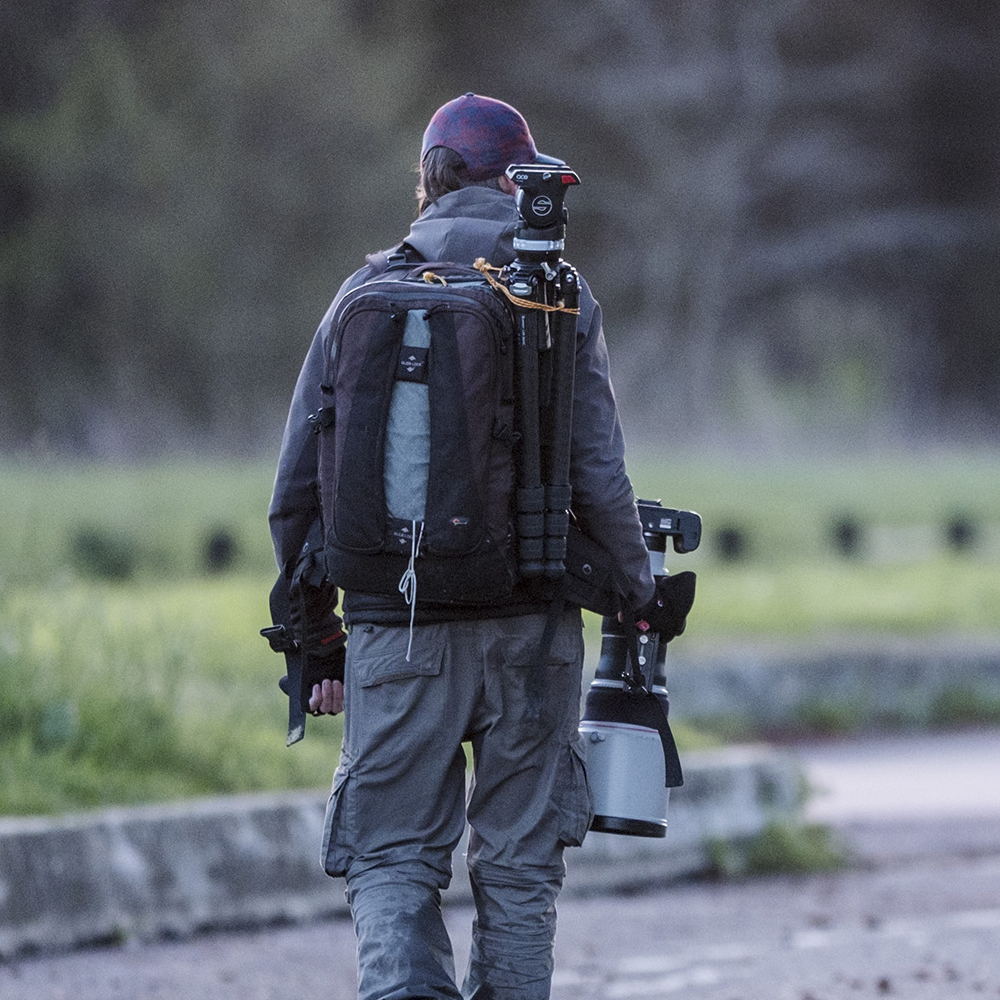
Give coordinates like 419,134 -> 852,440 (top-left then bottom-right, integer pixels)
1,0 -> 997,457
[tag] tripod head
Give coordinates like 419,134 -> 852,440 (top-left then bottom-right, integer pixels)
505,163 -> 580,259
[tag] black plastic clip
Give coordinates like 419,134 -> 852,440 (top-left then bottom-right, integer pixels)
307,407 -> 335,434
260,623 -> 299,654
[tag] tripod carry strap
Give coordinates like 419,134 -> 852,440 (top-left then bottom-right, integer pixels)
473,259 -> 580,316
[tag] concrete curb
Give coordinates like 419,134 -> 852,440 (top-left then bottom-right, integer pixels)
0,744 -> 801,959
668,639 -> 1000,731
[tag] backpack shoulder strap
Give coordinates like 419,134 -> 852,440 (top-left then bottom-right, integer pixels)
365,241 -> 426,275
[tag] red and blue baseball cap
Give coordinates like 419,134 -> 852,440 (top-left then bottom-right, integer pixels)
421,92 -> 565,182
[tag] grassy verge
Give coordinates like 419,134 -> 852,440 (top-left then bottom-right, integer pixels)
2,450 -> 998,815
0,576 -> 342,815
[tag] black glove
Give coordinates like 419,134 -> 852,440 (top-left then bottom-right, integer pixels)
289,577 -> 345,673
281,548 -> 347,711
277,642 -> 345,710
634,571 -> 696,641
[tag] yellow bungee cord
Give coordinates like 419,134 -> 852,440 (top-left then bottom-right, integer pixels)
419,259 -> 580,315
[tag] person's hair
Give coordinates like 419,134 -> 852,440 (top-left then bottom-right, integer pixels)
415,146 -> 505,215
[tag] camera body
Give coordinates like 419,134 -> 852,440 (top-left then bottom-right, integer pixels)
579,500 -> 701,837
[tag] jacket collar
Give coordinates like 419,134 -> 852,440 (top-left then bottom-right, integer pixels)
405,187 -> 518,266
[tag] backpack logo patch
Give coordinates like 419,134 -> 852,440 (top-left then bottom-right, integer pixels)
396,346 -> 429,382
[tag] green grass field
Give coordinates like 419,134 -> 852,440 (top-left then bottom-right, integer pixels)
626,446 -> 1000,644
0,574 -> 347,814
2,450 -> 998,815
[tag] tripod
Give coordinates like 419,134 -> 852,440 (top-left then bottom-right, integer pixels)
501,163 -> 582,581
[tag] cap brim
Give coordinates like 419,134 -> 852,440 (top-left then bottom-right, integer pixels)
534,151 -> 566,167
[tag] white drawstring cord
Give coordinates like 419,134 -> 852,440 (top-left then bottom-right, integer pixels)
397,519 -> 424,661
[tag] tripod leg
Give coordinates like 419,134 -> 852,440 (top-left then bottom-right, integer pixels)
514,307 -> 545,578
541,267 -> 580,579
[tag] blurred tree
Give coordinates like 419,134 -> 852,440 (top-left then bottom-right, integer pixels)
0,0 -> 434,455
0,0 -> 997,455
514,0 -> 1000,448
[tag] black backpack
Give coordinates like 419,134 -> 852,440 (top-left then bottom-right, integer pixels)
312,250 -> 519,604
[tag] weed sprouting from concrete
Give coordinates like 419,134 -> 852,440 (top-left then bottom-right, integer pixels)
704,820 -> 848,880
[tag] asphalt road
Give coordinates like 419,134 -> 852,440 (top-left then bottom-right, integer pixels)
3,728 -> 1000,1000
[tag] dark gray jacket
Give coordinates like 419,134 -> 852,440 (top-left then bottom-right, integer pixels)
269,186 -> 654,623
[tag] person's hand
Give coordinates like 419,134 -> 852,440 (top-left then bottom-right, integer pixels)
308,677 -> 344,715
633,571 -> 697,641
298,636 -> 346,714
277,634 -> 346,714
286,546 -> 346,714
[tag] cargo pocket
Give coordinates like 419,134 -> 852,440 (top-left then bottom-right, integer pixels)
555,735 -> 594,847
350,625 -> 446,689
321,753 -> 354,877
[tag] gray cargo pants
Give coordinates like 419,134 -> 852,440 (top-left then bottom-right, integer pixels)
321,609 -> 591,1000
